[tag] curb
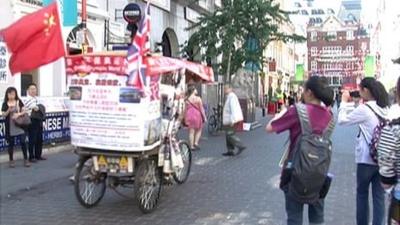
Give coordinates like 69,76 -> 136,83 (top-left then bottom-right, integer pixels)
0,143 -> 74,164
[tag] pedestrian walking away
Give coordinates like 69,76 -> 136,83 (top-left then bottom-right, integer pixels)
222,84 -> 246,156
184,85 -> 207,150
24,83 -> 46,162
288,91 -> 296,106
377,76 -> 400,224
266,76 -> 335,225
338,77 -> 390,225
1,87 -> 31,168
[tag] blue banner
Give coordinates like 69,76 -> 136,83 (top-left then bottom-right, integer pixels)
63,0 -> 78,26
43,0 -> 52,5
43,0 -> 77,26
0,112 -> 70,151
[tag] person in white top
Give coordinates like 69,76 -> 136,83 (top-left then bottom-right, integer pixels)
338,77 -> 390,225
222,84 -> 246,156
24,83 -> 46,162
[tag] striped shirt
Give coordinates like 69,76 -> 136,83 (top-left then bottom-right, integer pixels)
377,121 -> 400,185
23,95 -> 38,116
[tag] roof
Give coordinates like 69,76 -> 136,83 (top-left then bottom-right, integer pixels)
342,0 -> 361,10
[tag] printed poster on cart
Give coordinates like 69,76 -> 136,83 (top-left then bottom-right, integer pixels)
66,55 -> 161,151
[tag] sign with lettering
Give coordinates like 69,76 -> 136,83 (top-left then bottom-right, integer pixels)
123,3 -> 142,24
144,0 -> 170,12
66,55 -> 161,152
0,112 -> 70,151
0,40 -> 9,84
20,0 -> 43,6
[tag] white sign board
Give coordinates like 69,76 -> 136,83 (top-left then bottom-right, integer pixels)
0,40 -> 9,84
185,7 -> 201,23
144,0 -> 170,12
67,72 -> 161,152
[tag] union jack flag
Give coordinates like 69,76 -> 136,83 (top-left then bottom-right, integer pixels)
149,75 -> 160,101
126,2 -> 151,89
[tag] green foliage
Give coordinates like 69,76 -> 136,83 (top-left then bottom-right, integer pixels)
183,0 -> 306,80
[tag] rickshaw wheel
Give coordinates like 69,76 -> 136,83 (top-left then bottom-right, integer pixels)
173,141 -> 192,184
74,156 -> 107,208
134,159 -> 162,214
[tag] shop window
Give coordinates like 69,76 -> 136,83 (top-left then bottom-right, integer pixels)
310,31 -> 317,42
346,30 -> 354,40
311,61 -> 317,70
311,47 -> 318,56
327,31 -> 337,41
346,45 -> 354,54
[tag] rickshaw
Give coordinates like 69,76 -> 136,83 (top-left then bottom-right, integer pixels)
66,53 -> 214,213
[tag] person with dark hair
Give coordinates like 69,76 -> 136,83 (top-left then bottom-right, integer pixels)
184,85 -> 206,150
24,83 -> 46,161
222,84 -> 246,156
338,77 -> 390,225
266,76 -> 335,224
1,87 -> 30,168
377,76 -> 400,224
336,88 -> 342,109
288,91 -> 295,106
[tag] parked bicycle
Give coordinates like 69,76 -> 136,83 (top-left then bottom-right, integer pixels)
208,104 -> 223,135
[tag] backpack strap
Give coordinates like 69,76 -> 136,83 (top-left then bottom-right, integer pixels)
365,104 -> 386,123
295,103 -> 312,135
323,116 -> 335,138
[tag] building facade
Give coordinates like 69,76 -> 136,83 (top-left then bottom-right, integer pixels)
362,0 -> 400,90
307,16 -> 370,89
260,0 -> 297,103
0,0 -> 219,97
0,0 -> 110,97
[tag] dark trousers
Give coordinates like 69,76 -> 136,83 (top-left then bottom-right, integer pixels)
7,134 -> 28,161
225,125 -> 245,153
28,119 -> 43,160
356,164 -> 385,225
285,193 -> 324,225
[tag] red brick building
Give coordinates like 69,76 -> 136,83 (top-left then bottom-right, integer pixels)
307,16 -> 370,89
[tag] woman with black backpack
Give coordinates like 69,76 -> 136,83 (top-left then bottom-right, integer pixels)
266,76 -> 335,225
338,77 -> 390,225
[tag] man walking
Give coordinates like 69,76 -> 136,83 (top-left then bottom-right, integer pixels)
25,83 -> 46,162
222,84 -> 246,156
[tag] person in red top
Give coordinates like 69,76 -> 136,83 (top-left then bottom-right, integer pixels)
266,76 -> 334,225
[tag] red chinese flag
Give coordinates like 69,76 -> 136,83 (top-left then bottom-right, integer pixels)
0,2 -> 65,75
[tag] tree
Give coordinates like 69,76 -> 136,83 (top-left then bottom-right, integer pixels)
183,0 -> 306,82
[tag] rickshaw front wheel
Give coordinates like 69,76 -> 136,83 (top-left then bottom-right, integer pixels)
173,141 -> 192,184
134,159 -> 162,214
74,156 -> 107,208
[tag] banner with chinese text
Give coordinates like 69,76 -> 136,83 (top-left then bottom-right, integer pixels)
0,39 -> 9,83
66,55 -> 161,152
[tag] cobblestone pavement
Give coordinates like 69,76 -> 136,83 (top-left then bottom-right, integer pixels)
0,112 -> 370,225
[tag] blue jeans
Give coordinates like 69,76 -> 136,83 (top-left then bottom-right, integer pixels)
356,164 -> 385,225
285,193 -> 324,225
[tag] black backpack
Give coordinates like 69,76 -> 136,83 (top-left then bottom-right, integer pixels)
288,104 -> 335,204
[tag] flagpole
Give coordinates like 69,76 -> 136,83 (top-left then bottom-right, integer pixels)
81,0 -> 88,54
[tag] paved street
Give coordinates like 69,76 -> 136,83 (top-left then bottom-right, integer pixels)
1,110 -> 363,225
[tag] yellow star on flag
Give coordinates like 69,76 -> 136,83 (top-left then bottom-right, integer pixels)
43,12 -> 56,36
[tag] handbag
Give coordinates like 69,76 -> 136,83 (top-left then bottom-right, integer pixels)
14,101 -> 31,129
